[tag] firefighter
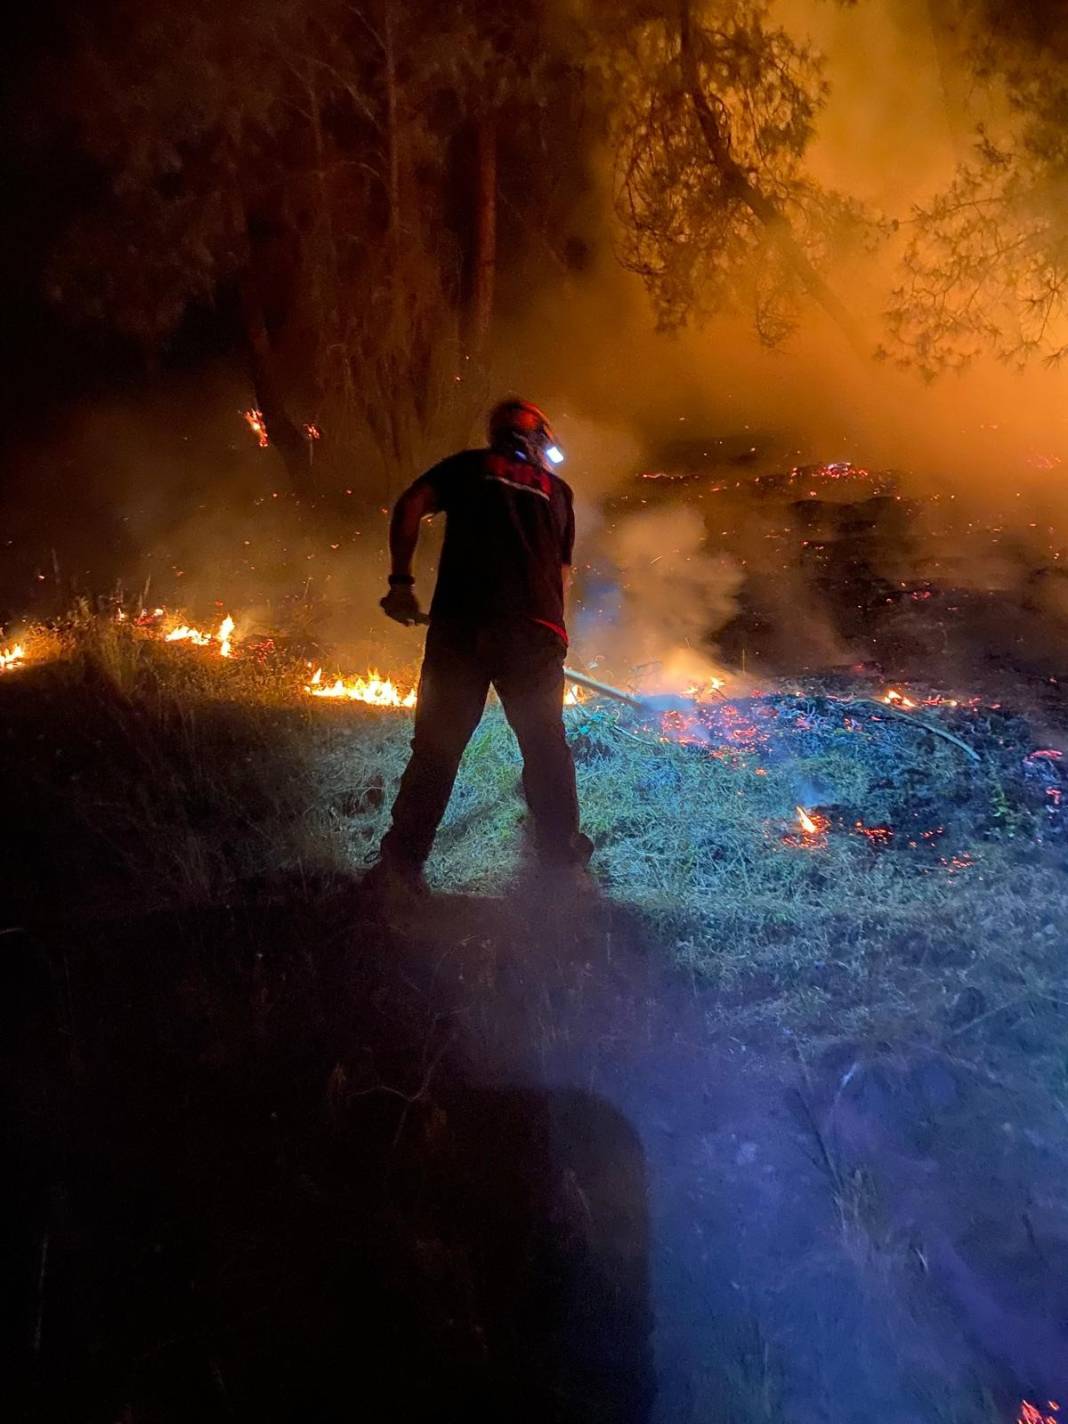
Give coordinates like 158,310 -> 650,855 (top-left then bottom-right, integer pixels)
365,398 -> 592,897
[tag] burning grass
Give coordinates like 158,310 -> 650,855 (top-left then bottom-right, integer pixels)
306,666 -> 418,706
3,609 -> 1068,1080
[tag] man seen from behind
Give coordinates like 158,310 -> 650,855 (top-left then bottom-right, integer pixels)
365,398 -> 592,898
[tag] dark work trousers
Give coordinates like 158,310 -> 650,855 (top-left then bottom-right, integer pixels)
380,618 -> 584,867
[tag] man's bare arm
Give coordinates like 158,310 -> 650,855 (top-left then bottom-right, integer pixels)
380,480 -> 439,625
389,480 -> 439,578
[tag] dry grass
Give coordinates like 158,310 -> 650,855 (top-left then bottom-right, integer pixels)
5,617 -> 1068,1080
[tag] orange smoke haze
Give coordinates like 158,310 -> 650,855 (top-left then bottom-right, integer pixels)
6,0 -> 1067,678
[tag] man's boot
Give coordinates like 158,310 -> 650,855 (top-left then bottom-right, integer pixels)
528,832 -> 597,894
362,853 -> 430,905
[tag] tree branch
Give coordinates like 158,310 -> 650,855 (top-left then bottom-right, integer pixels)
677,0 -> 866,357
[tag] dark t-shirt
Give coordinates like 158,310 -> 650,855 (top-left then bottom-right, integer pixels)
416,448 -> 575,638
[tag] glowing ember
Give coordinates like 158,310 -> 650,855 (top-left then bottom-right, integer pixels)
872,686 -> 977,711
0,642 -> 27,672
1019,1402 -> 1060,1424
243,408 -> 269,447
305,666 -> 417,708
938,852 -> 976,874
789,460 -> 872,482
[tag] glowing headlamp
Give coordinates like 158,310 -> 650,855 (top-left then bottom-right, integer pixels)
545,443 -> 565,466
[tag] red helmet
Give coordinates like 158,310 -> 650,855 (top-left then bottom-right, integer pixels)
488,398 -> 564,470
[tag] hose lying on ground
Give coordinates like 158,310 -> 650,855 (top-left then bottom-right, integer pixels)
561,669 -> 982,764
562,667 -> 646,710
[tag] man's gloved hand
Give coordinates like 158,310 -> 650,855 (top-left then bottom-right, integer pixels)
380,582 -> 425,626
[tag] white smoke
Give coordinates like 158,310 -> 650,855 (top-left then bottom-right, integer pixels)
577,503 -> 743,693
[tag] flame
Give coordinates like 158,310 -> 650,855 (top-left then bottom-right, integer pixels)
305,666 -> 417,708
164,614 -> 235,655
243,408 -> 269,447
782,805 -> 831,848
165,624 -> 213,647
878,686 -> 974,710
0,642 -> 26,672
143,608 -> 421,709
685,676 -> 726,700
882,688 -> 918,709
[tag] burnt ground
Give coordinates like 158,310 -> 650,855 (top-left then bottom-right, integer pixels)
8,863 -> 1068,1423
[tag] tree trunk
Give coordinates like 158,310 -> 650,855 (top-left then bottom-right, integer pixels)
471,113 -> 497,350
384,0 -> 400,240
676,0 -> 865,357
238,272 -> 315,501
925,0 -> 969,160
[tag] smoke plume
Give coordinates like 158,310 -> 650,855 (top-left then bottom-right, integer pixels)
573,504 -> 743,692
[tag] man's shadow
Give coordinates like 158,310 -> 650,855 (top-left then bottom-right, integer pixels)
352,1082 -> 655,1424
12,884 -> 654,1424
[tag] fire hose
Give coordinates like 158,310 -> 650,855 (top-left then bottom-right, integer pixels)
562,667 -> 646,710
411,615 -> 980,764
406,607 -> 655,712
560,669 -> 982,764
849,697 -> 981,764
407,613 -> 648,713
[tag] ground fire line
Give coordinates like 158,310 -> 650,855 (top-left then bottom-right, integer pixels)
3,603 -> 1067,873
